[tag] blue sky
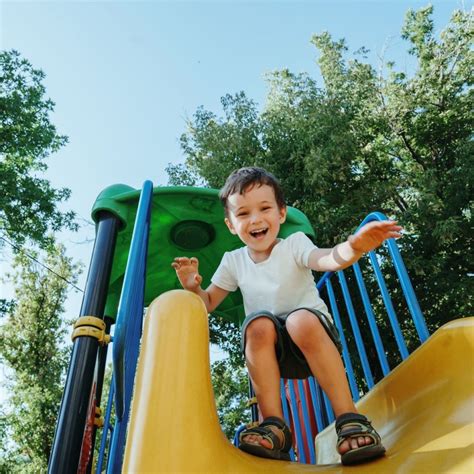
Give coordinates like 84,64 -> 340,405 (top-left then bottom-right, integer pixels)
0,0 -> 469,383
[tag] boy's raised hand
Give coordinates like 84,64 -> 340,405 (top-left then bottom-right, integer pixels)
171,257 -> 203,292
348,220 -> 402,254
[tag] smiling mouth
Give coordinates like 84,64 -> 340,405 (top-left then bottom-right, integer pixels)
250,228 -> 268,238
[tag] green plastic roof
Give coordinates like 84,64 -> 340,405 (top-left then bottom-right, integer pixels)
92,184 -> 316,326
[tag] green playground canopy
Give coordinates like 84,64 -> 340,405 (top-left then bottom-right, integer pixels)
91,184 -> 316,326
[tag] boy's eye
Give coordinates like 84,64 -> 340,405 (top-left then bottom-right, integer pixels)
237,212 -> 248,217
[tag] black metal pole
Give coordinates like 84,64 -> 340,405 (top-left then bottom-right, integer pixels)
249,379 -> 258,422
48,212 -> 120,474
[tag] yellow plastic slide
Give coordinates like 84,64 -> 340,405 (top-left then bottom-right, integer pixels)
122,291 -> 474,473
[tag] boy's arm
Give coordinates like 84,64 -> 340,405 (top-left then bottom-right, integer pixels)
307,220 -> 402,272
171,257 -> 229,313
195,283 -> 230,313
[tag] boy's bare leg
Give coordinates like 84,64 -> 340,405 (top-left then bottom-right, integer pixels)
242,317 -> 285,449
286,310 -> 372,454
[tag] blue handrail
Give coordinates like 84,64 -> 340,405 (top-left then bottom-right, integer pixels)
359,212 -> 429,343
338,271 -> 375,388
326,280 -> 359,400
352,262 -> 390,376
368,250 -> 409,360
279,211 -> 430,449
107,180 -> 153,473
112,180 -> 153,420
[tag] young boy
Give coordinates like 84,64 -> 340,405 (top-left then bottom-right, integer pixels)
172,167 -> 401,465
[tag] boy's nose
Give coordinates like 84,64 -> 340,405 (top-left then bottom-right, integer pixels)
250,212 -> 261,224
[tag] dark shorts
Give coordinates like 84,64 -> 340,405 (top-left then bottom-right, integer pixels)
241,307 -> 342,380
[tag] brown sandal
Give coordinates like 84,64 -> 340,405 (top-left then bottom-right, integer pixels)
336,413 -> 386,465
238,416 -> 292,461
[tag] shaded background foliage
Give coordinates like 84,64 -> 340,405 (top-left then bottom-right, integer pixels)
0,245 -> 80,473
0,49 -> 80,471
0,49 -> 77,250
170,5 -> 473,425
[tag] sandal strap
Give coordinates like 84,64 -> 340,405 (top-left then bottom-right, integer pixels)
239,426 -> 277,449
260,417 -> 292,452
335,413 -> 381,448
239,416 -> 292,452
335,412 -> 370,431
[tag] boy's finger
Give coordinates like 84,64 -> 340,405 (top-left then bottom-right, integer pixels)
190,257 -> 199,265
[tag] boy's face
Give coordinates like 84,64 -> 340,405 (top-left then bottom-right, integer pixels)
224,184 -> 287,259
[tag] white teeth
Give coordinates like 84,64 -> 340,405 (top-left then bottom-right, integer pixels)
250,228 -> 268,236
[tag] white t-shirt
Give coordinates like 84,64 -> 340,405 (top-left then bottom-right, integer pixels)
211,231 -> 331,320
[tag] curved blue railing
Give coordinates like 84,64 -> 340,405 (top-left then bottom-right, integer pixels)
316,212 -> 429,434
277,211 -> 430,462
106,180 -> 153,473
112,180 -> 153,420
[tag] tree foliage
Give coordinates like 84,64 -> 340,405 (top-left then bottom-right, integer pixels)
0,50 -> 77,249
167,5 -> 473,436
211,360 -> 248,440
172,6 -> 473,338
0,244 -> 81,472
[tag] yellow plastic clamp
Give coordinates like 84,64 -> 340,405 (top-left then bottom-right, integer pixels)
71,316 -> 110,345
94,406 -> 104,428
246,396 -> 258,407
246,421 -> 260,429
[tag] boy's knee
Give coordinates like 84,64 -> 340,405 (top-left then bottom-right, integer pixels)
245,317 -> 277,345
286,310 -> 326,349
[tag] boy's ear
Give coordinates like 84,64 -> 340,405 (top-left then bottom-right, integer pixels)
224,217 -> 237,235
279,206 -> 287,224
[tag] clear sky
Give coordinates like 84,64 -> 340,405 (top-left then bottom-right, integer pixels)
0,0 -> 469,394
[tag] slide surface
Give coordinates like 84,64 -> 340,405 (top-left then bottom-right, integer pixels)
123,291 -> 474,473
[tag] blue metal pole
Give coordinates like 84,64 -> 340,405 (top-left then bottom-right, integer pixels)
96,377 -> 116,474
352,262 -> 390,376
112,180 -> 153,421
368,251 -> 409,360
108,181 -> 153,473
358,211 -> 429,343
288,380 -> 306,463
338,270 -> 374,388
326,280 -> 359,400
297,379 -> 316,464
280,380 -> 296,461
385,239 -> 430,342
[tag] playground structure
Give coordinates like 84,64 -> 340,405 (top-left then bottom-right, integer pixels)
48,181 -> 474,473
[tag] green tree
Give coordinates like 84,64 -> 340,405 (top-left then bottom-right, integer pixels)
173,5 -> 472,335
0,243 -> 81,473
0,50 -> 77,249
170,6 -> 473,392
211,360 -> 248,440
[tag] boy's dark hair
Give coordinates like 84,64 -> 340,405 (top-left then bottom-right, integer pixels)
219,167 -> 286,214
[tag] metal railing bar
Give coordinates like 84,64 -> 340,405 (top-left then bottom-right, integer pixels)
352,262 -> 390,376
368,251 -> 409,360
338,271 -> 374,388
